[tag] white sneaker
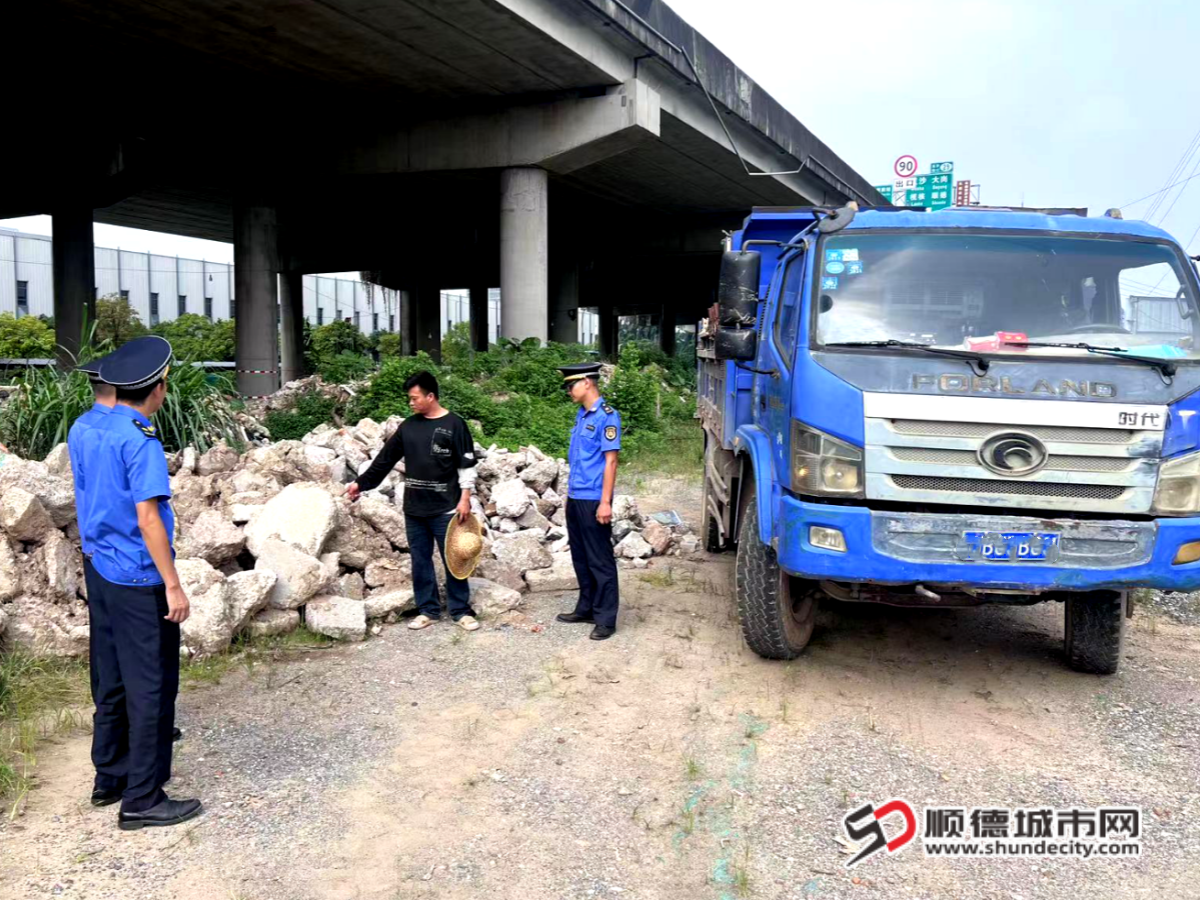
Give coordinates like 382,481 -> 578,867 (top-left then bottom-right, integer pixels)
408,614 -> 436,630
456,615 -> 480,632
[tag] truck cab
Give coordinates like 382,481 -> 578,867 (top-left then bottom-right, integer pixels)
698,205 -> 1200,673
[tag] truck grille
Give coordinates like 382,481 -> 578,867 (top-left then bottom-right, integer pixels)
890,475 -> 1125,500
890,447 -> 1133,472
864,396 -> 1164,514
892,419 -> 1133,443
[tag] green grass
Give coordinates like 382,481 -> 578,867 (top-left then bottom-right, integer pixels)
621,419 -> 704,481
0,652 -> 91,808
181,626 -> 331,689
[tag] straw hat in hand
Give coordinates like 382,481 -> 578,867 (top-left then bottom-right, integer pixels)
446,513 -> 484,580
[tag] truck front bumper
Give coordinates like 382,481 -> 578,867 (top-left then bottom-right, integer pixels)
776,495 -> 1200,593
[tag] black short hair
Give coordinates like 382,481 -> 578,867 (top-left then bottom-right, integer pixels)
403,370 -> 439,398
116,379 -> 165,405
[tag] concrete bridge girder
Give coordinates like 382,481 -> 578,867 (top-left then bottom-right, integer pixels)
329,79 -> 661,177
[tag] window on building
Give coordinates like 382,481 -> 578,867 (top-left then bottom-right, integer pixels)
204,297 -> 213,320
334,308 -> 340,322
317,307 -> 324,325
120,289 -> 129,302
149,292 -> 160,327
16,281 -> 28,318
373,313 -> 379,332
389,314 -> 395,332
354,312 -> 360,331
178,295 -> 187,317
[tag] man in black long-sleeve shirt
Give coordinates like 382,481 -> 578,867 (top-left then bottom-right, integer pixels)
347,371 -> 480,631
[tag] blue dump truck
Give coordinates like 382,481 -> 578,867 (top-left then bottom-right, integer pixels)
698,204 -> 1200,674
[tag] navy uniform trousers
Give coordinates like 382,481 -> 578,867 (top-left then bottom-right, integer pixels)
566,498 -> 620,628
84,558 -> 179,813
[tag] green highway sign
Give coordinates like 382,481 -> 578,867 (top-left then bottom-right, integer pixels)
887,163 -> 955,210
874,185 -> 893,201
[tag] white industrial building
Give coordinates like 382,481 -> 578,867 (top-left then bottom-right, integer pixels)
0,227 -> 522,343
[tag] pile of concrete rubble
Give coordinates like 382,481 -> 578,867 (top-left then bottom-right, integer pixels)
0,417 -> 699,658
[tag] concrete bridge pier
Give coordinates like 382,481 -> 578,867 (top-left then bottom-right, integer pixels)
51,205 -> 96,367
279,270 -> 306,384
499,167 -> 548,344
233,200 -> 280,397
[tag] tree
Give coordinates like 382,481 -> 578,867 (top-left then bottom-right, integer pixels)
94,295 -> 149,347
311,320 -> 370,360
152,314 -> 236,361
0,313 -> 55,359
377,332 -> 403,358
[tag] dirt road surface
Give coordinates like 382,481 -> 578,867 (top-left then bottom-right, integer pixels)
3,476 -> 1199,899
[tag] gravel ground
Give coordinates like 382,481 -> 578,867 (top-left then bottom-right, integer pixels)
4,476 -> 1200,899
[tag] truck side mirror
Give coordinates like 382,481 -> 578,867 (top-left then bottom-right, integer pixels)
714,326 -> 757,360
717,251 -> 761,325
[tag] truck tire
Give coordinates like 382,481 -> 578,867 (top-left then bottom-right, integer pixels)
735,488 -> 817,659
1063,590 -> 1125,675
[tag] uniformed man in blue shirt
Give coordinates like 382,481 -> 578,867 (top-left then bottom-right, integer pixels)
75,336 -> 202,830
554,363 -> 622,640
70,355 -> 118,554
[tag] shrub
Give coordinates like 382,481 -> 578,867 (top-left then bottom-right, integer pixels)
605,348 -> 660,435
316,350 -> 373,385
0,314 -> 55,359
95,295 -> 149,347
347,352 -> 441,422
264,389 -> 338,441
377,333 -> 403,358
0,358 -> 241,460
311,320 -> 370,360
440,321 -> 476,375
622,338 -> 696,389
152,314 -> 235,362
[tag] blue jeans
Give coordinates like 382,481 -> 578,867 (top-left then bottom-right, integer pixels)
405,511 -> 474,620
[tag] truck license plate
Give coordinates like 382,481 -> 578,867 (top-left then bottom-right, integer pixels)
962,531 -> 1060,562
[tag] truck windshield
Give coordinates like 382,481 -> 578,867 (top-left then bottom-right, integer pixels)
814,232 -> 1200,361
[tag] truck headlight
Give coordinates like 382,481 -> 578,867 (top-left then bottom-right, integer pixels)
1154,449 -> 1200,515
791,420 -> 864,497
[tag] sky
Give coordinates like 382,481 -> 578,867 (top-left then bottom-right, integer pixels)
667,0 -> 1200,248
2,0 -> 1199,271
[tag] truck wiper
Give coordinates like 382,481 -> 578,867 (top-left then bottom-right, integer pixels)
1013,341 -> 1177,380
824,340 -> 991,376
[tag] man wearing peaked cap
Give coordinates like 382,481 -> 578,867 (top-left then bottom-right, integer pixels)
69,351 -> 120,552
555,362 -> 623,641
74,335 -> 203,830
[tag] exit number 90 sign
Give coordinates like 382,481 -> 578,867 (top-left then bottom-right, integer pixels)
894,155 -> 918,178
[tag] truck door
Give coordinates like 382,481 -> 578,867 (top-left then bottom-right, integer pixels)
759,248 -> 807,485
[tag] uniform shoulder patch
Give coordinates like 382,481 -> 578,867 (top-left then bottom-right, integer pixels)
134,421 -> 160,441
603,405 -> 614,414
605,425 -> 617,441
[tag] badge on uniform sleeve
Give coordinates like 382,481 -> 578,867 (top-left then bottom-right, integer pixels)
605,425 -> 617,441
136,422 -> 160,441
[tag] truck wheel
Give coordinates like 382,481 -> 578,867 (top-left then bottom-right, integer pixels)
1063,591 -> 1125,675
735,489 -> 817,659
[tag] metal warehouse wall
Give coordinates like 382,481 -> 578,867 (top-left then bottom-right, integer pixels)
0,229 -> 400,336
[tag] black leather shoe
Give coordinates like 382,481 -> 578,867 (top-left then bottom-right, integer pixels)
556,613 -> 594,624
589,625 -> 616,641
91,788 -> 123,808
118,797 -> 203,831
172,727 -> 183,742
